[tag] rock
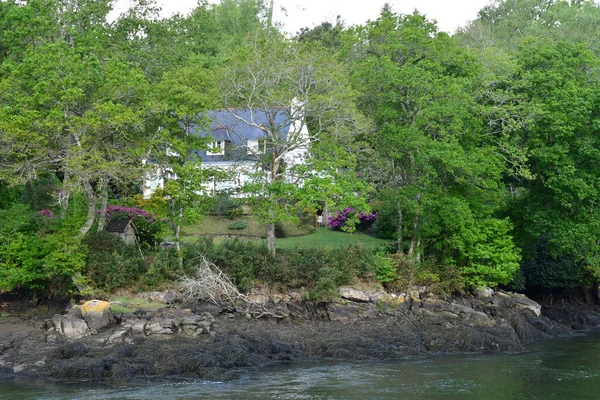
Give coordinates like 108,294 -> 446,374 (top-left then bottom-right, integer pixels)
408,290 -> 421,301
106,329 -> 130,344
338,287 -> 370,302
122,319 -> 146,335
65,304 -> 83,318
52,315 -> 91,339
0,366 -> 14,380
81,300 -> 114,333
144,318 -> 176,335
369,291 -> 388,302
271,294 -> 283,304
475,287 -> 494,299
511,296 -> 542,317
147,291 -> 178,304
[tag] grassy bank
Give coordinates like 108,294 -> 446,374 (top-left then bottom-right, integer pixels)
266,228 -> 392,249
181,215 -> 314,239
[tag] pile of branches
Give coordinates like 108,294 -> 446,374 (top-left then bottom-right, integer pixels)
178,256 -> 279,318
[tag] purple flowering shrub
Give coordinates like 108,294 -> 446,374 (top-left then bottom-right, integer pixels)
100,205 -> 164,248
104,205 -> 156,222
328,208 -> 376,232
39,209 -> 54,219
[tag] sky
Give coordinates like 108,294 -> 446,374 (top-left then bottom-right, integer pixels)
120,0 -> 493,34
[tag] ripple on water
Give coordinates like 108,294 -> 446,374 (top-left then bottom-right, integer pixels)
4,334 -> 600,400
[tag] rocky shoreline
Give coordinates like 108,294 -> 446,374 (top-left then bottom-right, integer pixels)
1,287 -> 599,383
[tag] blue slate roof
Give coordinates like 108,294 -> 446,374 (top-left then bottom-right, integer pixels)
189,108 -> 293,163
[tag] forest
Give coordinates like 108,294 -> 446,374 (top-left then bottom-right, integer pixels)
1,0 -> 600,300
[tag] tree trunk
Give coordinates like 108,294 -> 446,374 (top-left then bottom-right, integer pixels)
175,206 -> 182,252
79,179 -> 96,237
267,222 -> 276,256
321,203 -> 330,227
407,193 -> 422,258
396,202 -> 403,253
97,178 -> 109,233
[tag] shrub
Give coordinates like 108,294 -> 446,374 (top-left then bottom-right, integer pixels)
227,221 -> 247,230
383,254 -> 463,295
328,208 -> 376,232
101,205 -> 165,249
0,202 -> 88,295
210,194 -> 243,219
84,233 -> 144,293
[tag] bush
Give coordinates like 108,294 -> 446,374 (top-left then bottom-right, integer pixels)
0,202 -> 88,295
84,233 -> 144,293
210,194 -> 243,219
383,254 -> 463,295
521,236 -> 582,290
328,208 -> 376,232
102,205 -> 165,249
227,221 -> 247,230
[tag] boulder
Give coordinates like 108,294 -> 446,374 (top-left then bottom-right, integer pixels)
144,318 -> 176,335
510,295 -> 542,317
147,291 -> 178,304
122,318 -> 146,335
475,287 -> 494,300
52,315 -> 91,339
81,300 -> 114,333
338,287 -> 370,302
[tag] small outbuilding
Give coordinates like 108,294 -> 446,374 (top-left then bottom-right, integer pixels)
105,219 -> 137,245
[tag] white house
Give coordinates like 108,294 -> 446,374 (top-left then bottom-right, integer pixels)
143,105 -> 310,198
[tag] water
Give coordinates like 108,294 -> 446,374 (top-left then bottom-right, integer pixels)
3,334 -> 600,399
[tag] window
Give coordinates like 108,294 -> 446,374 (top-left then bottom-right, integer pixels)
247,139 -> 266,154
207,140 -> 225,155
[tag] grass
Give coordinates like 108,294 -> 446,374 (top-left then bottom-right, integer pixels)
183,227 -> 392,249
181,215 -> 314,239
108,295 -> 169,314
271,228 -> 393,249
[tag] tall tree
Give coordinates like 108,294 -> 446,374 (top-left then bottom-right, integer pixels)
350,9 -> 521,286
0,0 -> 150,237
220,35 -> 368,255
504,39 -> 600,283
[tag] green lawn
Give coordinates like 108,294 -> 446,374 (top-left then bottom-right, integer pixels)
181,215 -> 313,239
183,227 -> 391,249
181,216 -> 391,249
270,228 -> 392,249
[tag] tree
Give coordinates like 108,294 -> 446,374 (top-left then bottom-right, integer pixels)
220,34 -> 369,255
144,62 -> 220,250
504,39 -> 600,282
457,0 -> 600,57
0,0 -> 151,238
349,9 -> 521,286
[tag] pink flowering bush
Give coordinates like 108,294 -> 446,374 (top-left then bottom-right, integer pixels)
39,209 -> 54,219
104,205 -> 156,223
99,205 -> 164,248
329,208 -> 376,232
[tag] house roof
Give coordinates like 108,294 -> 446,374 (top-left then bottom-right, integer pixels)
189,108 -> 294,163
105,219 -> 133,233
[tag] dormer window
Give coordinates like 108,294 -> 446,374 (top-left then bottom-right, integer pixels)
207,140 -> 225,155
247,139 -> 266,155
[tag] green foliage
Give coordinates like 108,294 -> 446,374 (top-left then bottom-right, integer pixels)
521,236 -> 583,289
84,233 -> 144,293
2,0 -> 600,297
171,238 -> 382,296
0,201 -> 87,294
210,194 -> 243,219
374,252 -> 396,283
384,254 -> 463,295
227,221 -> 247,230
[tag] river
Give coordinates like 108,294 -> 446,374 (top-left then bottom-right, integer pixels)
2,333 -> 600,399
